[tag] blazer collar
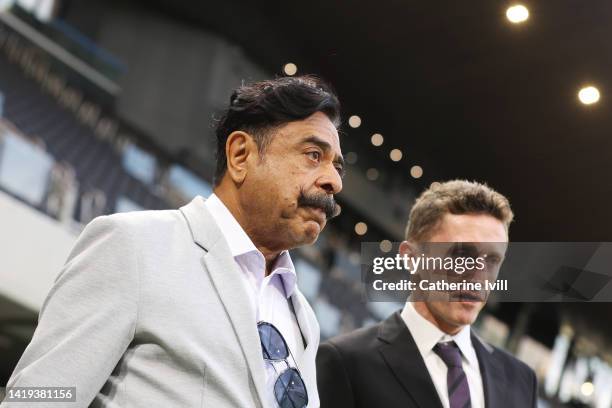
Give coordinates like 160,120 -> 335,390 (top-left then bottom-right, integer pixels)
180,196 -> 224,252
180,196 -> 267,407
377,311 -> 444,408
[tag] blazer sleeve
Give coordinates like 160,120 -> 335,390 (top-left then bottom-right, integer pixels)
2,215 -> 139,407
316,341 -> 355,408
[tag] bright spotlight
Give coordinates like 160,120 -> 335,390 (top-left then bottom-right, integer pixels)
371,133 -> 384,146
354,222 -> 368,235
410,165 -> 423,179
580,381 -> 594,397
379,240 -> 392,253
283,63 -> 297,76
348,115 -> 362,128
390,149 -> 402,162
578,86 -> 600,105
506,4 -> 529,24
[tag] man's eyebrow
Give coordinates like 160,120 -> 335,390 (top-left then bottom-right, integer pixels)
301,136 -> 345,175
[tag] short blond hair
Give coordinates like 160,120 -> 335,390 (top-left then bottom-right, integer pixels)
405,180 -> 514,241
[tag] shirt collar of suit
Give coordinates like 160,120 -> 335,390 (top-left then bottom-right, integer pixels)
204,193 -> 297,298
401,301 -> 479,369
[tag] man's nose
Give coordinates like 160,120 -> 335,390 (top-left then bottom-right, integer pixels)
316,163 -> 343,195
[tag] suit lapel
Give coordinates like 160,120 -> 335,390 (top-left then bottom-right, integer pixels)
291,290 -> 315,359
378,312 -> 444,408
290,290 -> 319,407
471,332 -> 507,408
180,197 -> 267,407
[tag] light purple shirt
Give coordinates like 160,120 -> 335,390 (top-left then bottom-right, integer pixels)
205,194 -> 305,407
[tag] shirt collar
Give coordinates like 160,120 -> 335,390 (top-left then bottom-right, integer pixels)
268,251 -> 297,298
204,193 -> 257,257
204,193 -> 297,298
400,302 -> 478,368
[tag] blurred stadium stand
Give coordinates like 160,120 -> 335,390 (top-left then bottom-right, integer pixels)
0,2 -> 611,407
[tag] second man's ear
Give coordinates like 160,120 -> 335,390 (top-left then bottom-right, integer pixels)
225,131 -> 257,184
399,240 -> 418,257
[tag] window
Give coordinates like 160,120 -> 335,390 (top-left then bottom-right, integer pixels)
122,143 -> 156,185
0,131 -> 53,206
167,165 -> 212,201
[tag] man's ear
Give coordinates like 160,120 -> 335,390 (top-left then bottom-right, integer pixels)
400,240 -> 424,281
399,240 -> 418,257
225,131 -> 257,184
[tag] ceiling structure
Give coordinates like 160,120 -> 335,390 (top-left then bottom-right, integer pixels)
123,0 -> 612,242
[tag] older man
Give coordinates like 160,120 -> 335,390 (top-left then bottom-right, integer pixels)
317,180 -> 537,408
3,76 -> 344,408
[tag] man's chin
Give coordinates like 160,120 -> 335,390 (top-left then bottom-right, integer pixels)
289,220 -> 322,246
451,303 -> 482,325
303,220 -> 322,242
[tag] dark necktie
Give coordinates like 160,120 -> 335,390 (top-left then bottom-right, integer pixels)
433,341 -> 472,408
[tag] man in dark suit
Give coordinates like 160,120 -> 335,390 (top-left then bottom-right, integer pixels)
316,180 -> 538,408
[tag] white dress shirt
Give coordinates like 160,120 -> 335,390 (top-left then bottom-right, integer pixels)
401,302 -> 485,408
205,194 -> 305,407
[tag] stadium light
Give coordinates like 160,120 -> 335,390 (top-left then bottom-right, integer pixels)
506,4 -> 529,24
578,86 -> 600,105
348,115 -> 362,128
354,222 -> 368,235
371,133 -> 384,146
410,165 -> 423,179
283,63 -> 297,76
390,149 -> 402,162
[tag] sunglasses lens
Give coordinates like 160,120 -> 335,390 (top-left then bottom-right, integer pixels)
274,368 -> 308,408
258,322 -> 288,360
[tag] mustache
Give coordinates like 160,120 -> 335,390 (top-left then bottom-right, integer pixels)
297,191 -> 341,220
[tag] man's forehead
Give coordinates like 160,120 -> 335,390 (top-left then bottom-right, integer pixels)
277,112 -> 341,149
432,213 -> 508,242
299,112 -> 339,140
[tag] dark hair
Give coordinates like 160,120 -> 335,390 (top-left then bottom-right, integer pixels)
213,75 -> 341,185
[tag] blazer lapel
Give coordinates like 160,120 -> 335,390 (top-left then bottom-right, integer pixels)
378,311 -> 444,408
180,197 -> 267,407
290,290 -> 319,406
471,332 -> 507,408
291,290 -> 315,360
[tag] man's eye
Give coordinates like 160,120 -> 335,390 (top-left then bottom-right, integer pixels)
486,255 -> 501,264
306,151 -> 321,161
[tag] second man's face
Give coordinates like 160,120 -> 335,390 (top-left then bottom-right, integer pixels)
239,111 -> 344,252
410,213 -> 508,333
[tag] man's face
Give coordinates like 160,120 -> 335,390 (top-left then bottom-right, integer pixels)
410,213 -> 508,333
239,111 -> 343,252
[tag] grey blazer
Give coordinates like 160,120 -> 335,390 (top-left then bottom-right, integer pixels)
2,196 -> 321,408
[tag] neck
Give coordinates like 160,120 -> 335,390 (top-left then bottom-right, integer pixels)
412,301 -> 463,335
214,186 -> 281,275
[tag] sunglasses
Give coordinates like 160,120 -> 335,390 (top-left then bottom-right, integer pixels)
257,321 -> 309,408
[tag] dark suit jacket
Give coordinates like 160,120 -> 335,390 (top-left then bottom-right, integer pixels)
316,311 -> 537,408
